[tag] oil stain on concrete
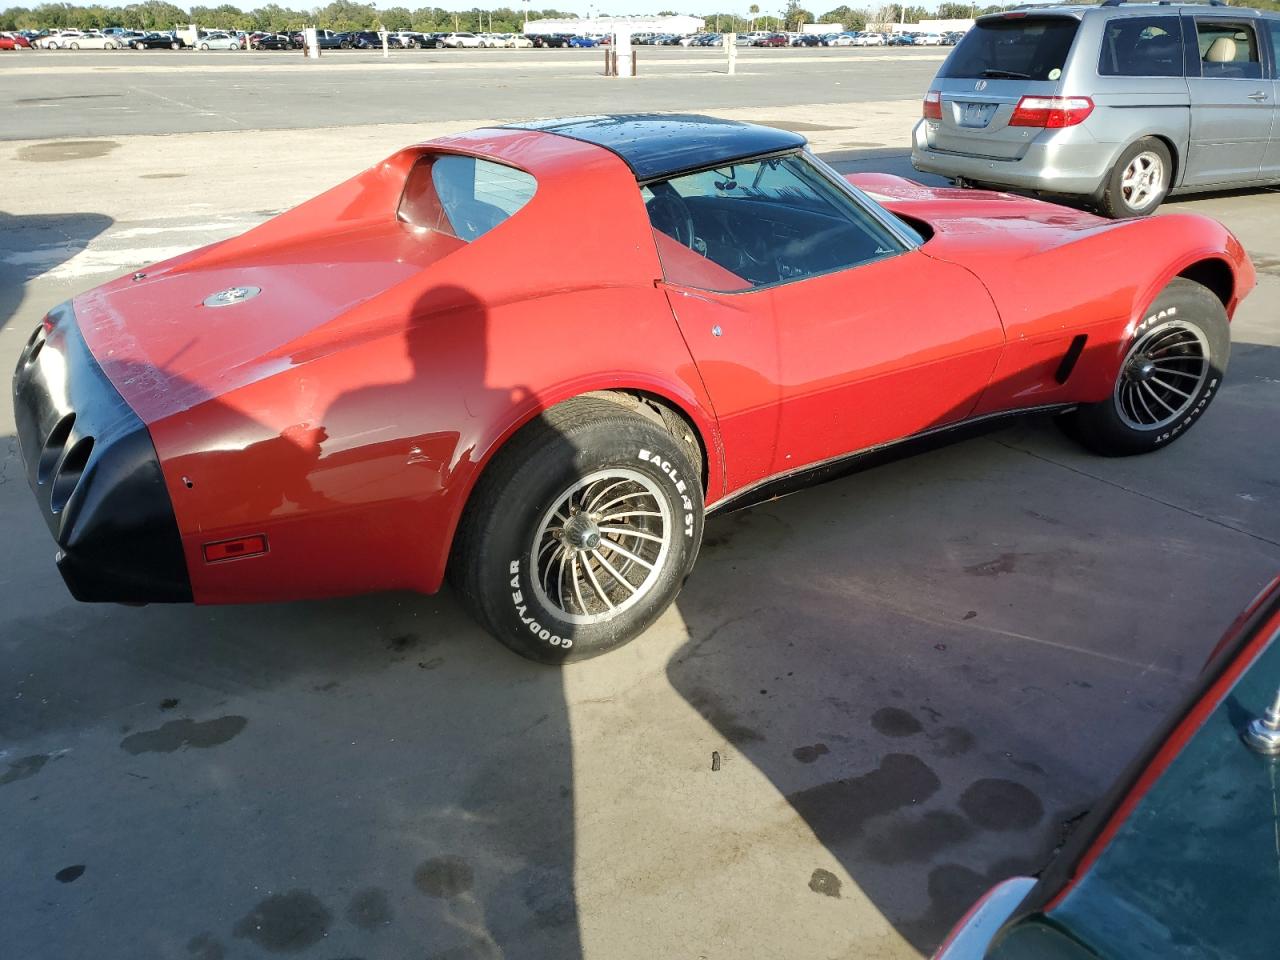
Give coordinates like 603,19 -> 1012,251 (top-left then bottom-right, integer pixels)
16,140 -> 120,162
0,753 -> 48,786
414,855 -> 474,898
808,867 -> 843,898
871,706 -> 924,737
120,716 -> 247,755
959,778 -> 1044,831
55,864 -> 85,883
793,743 -> 830,763
232,890 -> 331,953
860,810 -> 975,865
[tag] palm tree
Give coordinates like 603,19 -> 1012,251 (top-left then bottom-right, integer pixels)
749,3 -> 759,30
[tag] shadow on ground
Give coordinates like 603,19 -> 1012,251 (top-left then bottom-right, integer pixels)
0,211 -> 113,333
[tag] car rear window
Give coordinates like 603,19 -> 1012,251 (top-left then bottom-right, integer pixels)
1099,16 -> 1183,77
398,154 -> 536,242
940,16 -> 1079,81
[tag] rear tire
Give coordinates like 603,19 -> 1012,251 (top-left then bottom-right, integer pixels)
1060,278 -> 1228,456
450,397 -> 704,664
1098,138 -> 1171,219
170,41 -> 179,49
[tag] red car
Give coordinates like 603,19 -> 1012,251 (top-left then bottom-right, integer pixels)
12,115 -> 1254,663
0,32 -> 33,49
753,33 -> 789,47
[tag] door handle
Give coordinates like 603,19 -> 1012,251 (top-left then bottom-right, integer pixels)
1247,91 -> 1269,101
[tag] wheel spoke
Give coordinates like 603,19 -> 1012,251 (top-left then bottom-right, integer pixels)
592,550 -> 638,594
1141,380 -> 1178,415
1144,327 -> 1189,353
593,490 -> 657,516
570,554 -> 589,615
597,539 -> 655,570
555,549 -> 568,611
598,525 -> 664,543
1134,382 -> 1159,423
1149,376 -> 1192,399
596,510 -> 663,522
582,555 -> 615,610
585,478 -> 629,512
1150,364 -> 1202,379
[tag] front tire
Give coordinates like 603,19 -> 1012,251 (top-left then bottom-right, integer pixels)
450,397 -> 704,664
1098,138 -> 1171,219
1061,278 -> 1229,456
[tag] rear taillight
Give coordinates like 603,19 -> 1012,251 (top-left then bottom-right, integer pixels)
923,89 -> 942,120
1008,95 -> 1094,128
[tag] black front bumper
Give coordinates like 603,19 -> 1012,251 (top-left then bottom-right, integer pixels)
12,302 -> 192,603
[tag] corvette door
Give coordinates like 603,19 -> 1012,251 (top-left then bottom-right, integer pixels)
646,155 -> 1005,497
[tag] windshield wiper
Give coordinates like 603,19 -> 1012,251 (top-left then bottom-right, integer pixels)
980,68 -> 1032,79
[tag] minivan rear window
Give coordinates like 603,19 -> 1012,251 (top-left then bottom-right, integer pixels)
940,16 -> 1079,81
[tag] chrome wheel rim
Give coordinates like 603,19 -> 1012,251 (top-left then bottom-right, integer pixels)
1121,151 -> 1164,212
1113,321 -> 1210,430
530,468 -> 671,626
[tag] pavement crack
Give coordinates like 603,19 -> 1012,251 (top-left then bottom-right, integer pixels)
993,439 -> 1280,548
0,436 -> 18,487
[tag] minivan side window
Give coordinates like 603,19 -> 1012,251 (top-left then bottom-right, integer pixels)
1195,20 -> 1262,79
1098,16 -> 1183,77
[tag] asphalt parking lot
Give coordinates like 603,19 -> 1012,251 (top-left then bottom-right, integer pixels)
2,48 -> 1279,960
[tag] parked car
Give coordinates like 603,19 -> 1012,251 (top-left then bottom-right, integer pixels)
41,30 -> 119,49
791,33 -> 822,47
130,32 -> 183,50
914,4 -> 1280,217
252,33 -> 294,50
310,30 -> 350,49
916,32 -> 943,45
0,31 -> 33,49
569,35 -> 598,47
853,32 -> 887,46
11,114 -> 1254,665
193,31 -> 241,51
753,33 -> 788,47
934,573 -> 1280,960
440,31 -> 481,48
826,32 -> 855,46
504,33 -> 533,48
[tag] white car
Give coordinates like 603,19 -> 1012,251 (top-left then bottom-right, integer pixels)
826,33 -> 855,46
42,30 -> 120,49
916,33 -> 943,45
194,31 -> 241,50
507,34 -> 533,48
391,31 -> 424,47
852,32 -> 885,46
441,32 -> 482,48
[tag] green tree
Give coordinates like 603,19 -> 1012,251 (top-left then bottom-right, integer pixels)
936,2 -> 976,18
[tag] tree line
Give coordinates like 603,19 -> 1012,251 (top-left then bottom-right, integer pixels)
0,2 -> 579,33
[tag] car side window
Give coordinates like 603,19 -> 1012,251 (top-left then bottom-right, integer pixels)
643,153 -> 907,293
398,154 -> 536,242
1195,20 -> 1262,79
1098,16 -> 1183,77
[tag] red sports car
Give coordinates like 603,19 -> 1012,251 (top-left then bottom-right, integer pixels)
0,32 -> 33,49
12,115 -> 1254,663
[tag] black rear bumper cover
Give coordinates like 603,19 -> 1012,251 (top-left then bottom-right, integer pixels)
11,301 -> 192,603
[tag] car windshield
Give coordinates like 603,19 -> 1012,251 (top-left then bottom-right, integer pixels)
940,16 -> 1080,81
642,152 -> 909,292
398,153 -> 537,242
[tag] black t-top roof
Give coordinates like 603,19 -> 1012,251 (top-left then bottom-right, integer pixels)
505,114 -> 807,181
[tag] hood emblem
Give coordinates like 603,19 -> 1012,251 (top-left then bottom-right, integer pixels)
203,286 -> 262,308
975,79 -> 988,91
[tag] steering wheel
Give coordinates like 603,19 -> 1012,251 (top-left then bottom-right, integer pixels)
646,187 -> 696,250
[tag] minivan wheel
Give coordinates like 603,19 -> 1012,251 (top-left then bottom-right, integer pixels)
1099,138 -> 1171,219
1059,278 -> 1228,456
450,396 -> 704,664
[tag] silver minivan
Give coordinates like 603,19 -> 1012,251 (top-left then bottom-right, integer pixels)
911,2 -> 1280,216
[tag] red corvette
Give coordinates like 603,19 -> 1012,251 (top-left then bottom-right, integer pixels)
13,115 -> 1254,662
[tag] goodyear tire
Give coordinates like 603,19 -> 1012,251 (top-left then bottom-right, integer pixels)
1061,278 -> 1229,456
450,396 -> 704,664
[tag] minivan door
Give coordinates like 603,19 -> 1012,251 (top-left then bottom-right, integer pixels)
1183,16 -> 1271,186
925,15 -> 1080,160
1260,17 -> 1280,181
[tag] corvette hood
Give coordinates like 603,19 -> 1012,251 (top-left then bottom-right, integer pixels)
72,219 -> 464,424
846,173 -> 1120,265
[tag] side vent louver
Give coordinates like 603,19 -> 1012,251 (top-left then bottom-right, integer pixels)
37,412 -> 76,485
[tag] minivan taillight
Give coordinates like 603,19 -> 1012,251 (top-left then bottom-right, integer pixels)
1008,95 -> 1094,128
923,89 -> 942,120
